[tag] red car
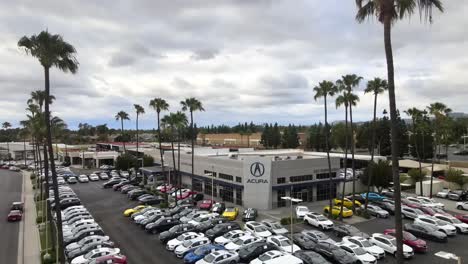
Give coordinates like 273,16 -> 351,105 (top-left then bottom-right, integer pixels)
176,191 -> 197,200
384,229 -> 427,253
7,210 -> 23,222
198,199 -> 214,210
419,206 -> 436,216
455,214 -> 468,224
92,254 -> 127,264
402,199 -> 422,209
159,184 -> 174,193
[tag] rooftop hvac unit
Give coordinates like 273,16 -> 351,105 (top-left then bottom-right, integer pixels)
297,156 -> 303,159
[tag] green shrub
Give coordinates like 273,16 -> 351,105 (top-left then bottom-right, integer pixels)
159,202 -> 169,209
280,217 -> 303,225
30,174 -> 36,180
355,208 -> 371,219
41,250 -> 55,264
36,215 -> 45,224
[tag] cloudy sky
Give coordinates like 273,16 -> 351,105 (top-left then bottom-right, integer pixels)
1,0 -> 467,130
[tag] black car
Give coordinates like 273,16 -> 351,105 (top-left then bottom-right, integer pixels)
293,250 -> 330,264
172,208 -> 194,219
138,195 -> 164,205
139,214 -> 167,227
196,218 -> 231,233
52,198 -> 81,210
313,242 -> 358,264
121,185 -> 138,194
102,179 -> 122,188
403,223 -> 447,242
168,204 -> 193,216
159,223 -> 196,243
128,189 -> 149,200
145,217 -> 180,234
242,208 -> 258,222
205,222 -> 241,240
292,233 -> 317,250
370,200 -> 395,215
332,224 -> 369,239
193,193 -> 204,201
112,181 -> 130,191
238,241 -> 276,263
345,194 -> 365,204
211,202 -> 226,214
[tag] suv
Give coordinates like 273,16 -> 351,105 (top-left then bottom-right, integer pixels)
369,233 -> 414,258
414,215 -> 457,236
304,213 -> 333,230
401,206 -> 423,219
448,190 -> 468,201
313,242 -> 358,264
205,222 -> 241,240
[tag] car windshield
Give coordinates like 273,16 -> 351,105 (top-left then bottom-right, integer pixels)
233,238 -> 244,245
194,246 -> 208,255
223,232 -> 233,238
435,219 -> 448,226
317,216 -> 328,221
254,226 -> 267,232
390,239 -> 397,246
298,208 -> 308,212
202,200 -> 211,204
279,240 -> 291,246
177,235 -> 185,241
182,240 -> 193,247
360,240 -> 372,247
353,247 -> 367,255
347,226 -> 359,232
271,223 -> 283,229
315,233 -> 327,239
258,253 -> 272,261
451,218 -> 462,224
225,208 -> 235,212
203,254 -> 216,263
84,250 -> 97,259
169,226 -> 179,232
404,232 -> 417,241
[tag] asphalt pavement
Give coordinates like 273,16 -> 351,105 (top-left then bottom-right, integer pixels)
70,180 -> 181,264
0,169 -> 22,264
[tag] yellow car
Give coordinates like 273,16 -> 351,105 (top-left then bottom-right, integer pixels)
333,198 -> 361,209
323,205 -> 353,218
123,205 -> 149,217
222,207 -> 239,220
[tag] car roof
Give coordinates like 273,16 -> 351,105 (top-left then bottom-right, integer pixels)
373,233 -> 393,240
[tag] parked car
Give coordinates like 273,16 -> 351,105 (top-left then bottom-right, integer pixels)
138,195 -> 164,205
250,250 -> 286,264
383,229 -> 427,253
302,230 -> 335,244
127,189 -> 149,200
304,213 -> 334,230
436,188 -> 451,198
432,214 -> 468,234
65,235 -> 111,254
295,206 -> 310,218
266,235 -> 301,253
195,250 -> 239,264
7,210 -> 23,222
88,174 -> 99,181
242,208 -> 258,222
244,221 -> 272,238
369,233 -> 414,258
66,239 -> 115,260
401,206 -> 424,219
159,224 -> 196,243
174,236 -> 211,258
333,224 -> 369,239
222,207 -> 239,220
211,202 -> 226,214
371,200 -> 395,214
166,232 -> 205,251
261,220 -> 288,235
238,241 -> 276,263
342,236 -> 385,259
146,217 -> 180,234
183,244 -> 225,264
67,177 -> 78,184
90,254 -> 127,264
214,230 -> 247,246
102,179 -> 122,188
333,198 -> 361,209
323,206 -> 353,218
224,235 -> 263,252
78,175 -> 89,183
403,223 -> 447,242
98,173 -> 109,180
362,204 -> 389,218
454,214 -> 468,224
292,233 -> 317,250
195,217 -> 230,233
456,201 -> 468,210
70,247 -> 120,264
198,200 -> 214,210
293,250 -> 330,264
414,215 -> 457,236
345,194 -> 366,203
123,205 -> 149,217
415,196 -> 445,209
448,190 -> 468,201
205,222 -> 241,240
313,242 -> 358,264
336,242 -> 377,264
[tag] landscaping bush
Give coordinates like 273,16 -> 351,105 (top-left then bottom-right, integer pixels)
30,173 -> 36,180
355,208 -> 371,219
280,217 -> 303,225
41,250 -> 55,264
36,215 -> 45,224
159,202 -> 169,209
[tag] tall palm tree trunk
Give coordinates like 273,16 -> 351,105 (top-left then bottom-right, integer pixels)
350,104 -> 357,212
136,113 -> 141,183
430,137 -> 436,198
121,119 -> 126,153
339,106 -> 349,221
412,117 -> 423,196
171,138 -> 177,203
384,14 -> 403,262
157,113 -> 167,200
44,67 -> 66,263
190,111 -> 195,196
365,93 -> 378,210
178,132 -> 182,200
421,132 -> 425,196
23,135 -> 27,167
324,96 -> 334,219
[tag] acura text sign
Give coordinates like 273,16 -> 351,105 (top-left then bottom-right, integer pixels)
243,157 -> 272,209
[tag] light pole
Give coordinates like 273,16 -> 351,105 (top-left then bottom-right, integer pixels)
281,195 -> 302,253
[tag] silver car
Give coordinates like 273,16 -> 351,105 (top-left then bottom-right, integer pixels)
195,250 -> 239,264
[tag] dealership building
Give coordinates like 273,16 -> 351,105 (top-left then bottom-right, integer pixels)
142,147 -> 383,210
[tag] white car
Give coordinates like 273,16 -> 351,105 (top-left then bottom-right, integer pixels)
78,175 -> 89,183
436,188 -> 450,198
342,236 -> 385,259
261,221 -> 289,235
266,235 -> 301,253
363,204 -> 389,218
369,233 -> 414,259
415,215 -> 457,236
64,223 -> 100,240
304,213 -> 334,230
166,232 -> 205,251
295,206 -> 310,218
250,250 -> 286,264
120,171 -> 130,178
214,230 -> 247,246
244,221 -> 272,238
301,230 -> 335,244
407,196 -> 444,209
433,213 -> 468,233
99,173 -> 109,180
188,213 -> 219,226
88,174 -> 99,181
224,235 -> 262,252
174,236 -> 211,258
65,235 -> 111,253
171,188 -> 191,197
336,242 -> 377,264
63,219 -> 96,233
71,247 -> 120,264
134,209 -> 163,224
401,206 -> 423,219
456,201 -> 468,211
195,250 -> 239,264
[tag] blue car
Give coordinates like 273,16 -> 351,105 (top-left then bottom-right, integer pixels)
360,192 -> 384,201
183,244 -> 224,264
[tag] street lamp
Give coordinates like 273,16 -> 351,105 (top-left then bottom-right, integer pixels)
281,195 -> 302,253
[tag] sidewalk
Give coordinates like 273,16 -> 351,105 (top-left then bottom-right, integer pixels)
18,171 -> 41,264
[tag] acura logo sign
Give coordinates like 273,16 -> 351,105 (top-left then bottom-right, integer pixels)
250,162 -> 265,177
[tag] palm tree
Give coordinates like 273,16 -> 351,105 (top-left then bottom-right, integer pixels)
134,104 -> 145,180
405,108 -> 425,196
51,116 -> 67,160
313,80 -> 338,218
27,90 -> 56,112
427,102 -> 451,198
181,98 -> 204,192
355,1 -> 444,261
363,78 -> 388,209
338,74 -> 362,212
149,98 -> 169,188
19,120 -> 30,166
2,122 -> 12,160
115,111 -> 130,153
18,30 -> 79,263
174,111 -> 188,199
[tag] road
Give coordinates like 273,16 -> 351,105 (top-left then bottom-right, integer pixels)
0,169 -> 22,264
71,180 -> 180,264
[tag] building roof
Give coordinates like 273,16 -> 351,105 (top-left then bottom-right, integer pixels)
395,159 -> 447,171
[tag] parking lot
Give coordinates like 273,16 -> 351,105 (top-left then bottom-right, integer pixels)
0,169 -> 22,264
69,177 -> 468,264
